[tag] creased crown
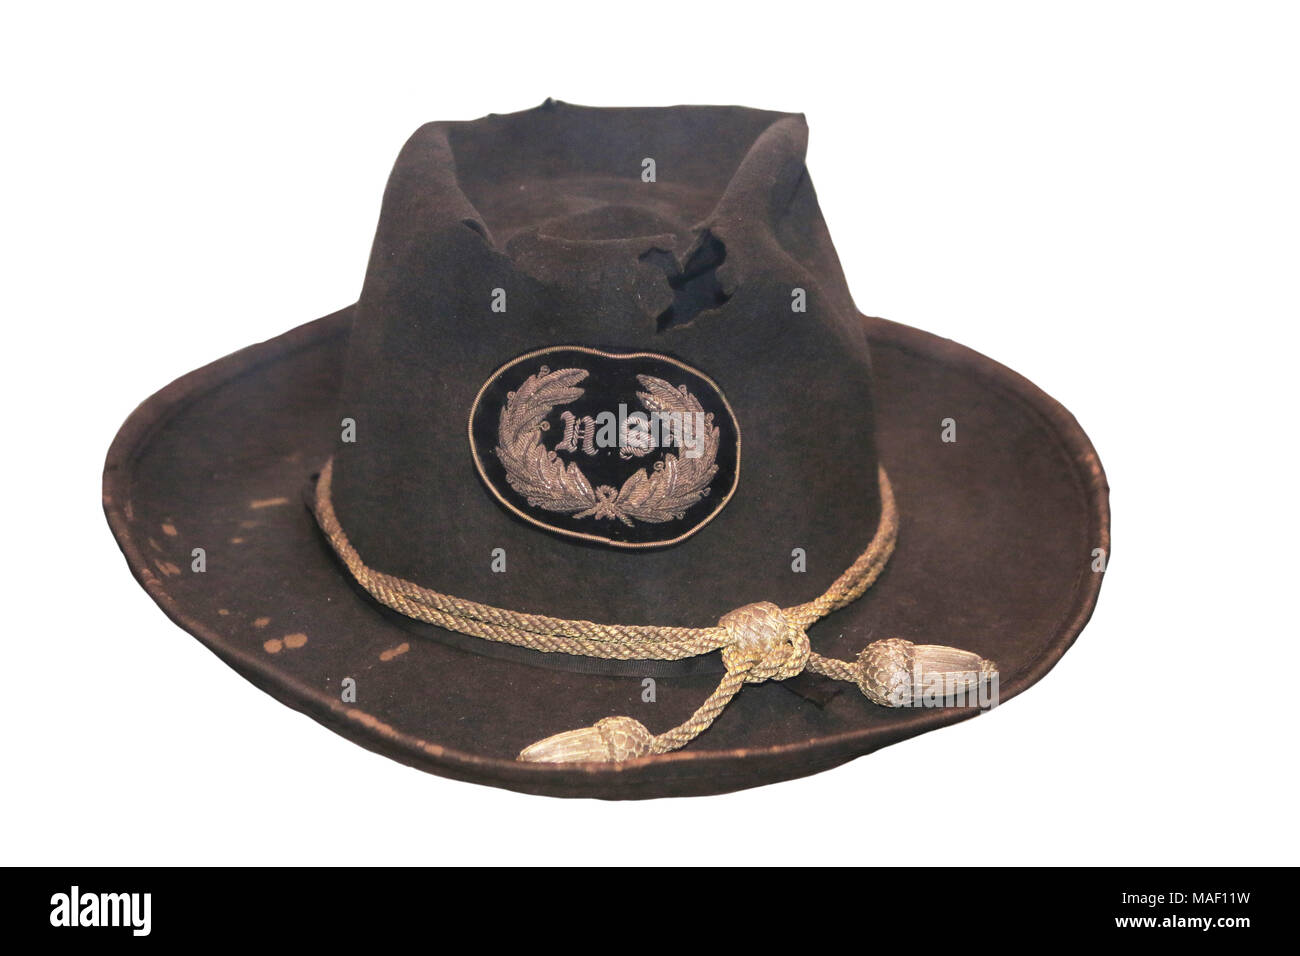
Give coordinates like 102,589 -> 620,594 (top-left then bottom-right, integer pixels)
329,101 -> 883,632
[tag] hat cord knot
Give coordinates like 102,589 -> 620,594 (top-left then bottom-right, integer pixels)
719,602 -> 810,683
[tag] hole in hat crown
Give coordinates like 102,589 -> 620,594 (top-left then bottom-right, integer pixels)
640,231 -> 732,332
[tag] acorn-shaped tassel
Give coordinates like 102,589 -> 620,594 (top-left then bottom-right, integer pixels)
518,716 -> 654,763
856,639 -> 997,707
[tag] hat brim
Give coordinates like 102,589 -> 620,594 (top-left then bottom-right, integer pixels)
103,306 -> 1108,798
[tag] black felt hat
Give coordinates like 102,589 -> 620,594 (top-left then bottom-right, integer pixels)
103,101 -> 1108,798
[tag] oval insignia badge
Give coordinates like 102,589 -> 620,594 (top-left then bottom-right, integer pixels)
469,346 -> 741,548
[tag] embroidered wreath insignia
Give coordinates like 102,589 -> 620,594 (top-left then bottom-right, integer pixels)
495,366 -> 720,526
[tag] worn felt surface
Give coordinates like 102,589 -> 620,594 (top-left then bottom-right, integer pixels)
103,104 -> 1107,797
104,307 -> 1107,798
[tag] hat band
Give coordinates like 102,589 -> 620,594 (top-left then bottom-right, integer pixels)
313,458 -> 997,762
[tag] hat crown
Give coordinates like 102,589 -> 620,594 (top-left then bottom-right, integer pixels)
330,102 -> 883,633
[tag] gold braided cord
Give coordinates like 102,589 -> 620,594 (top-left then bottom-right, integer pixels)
784,497 -> 897,629
805,653 -> 862,682
649,666 -> 749,754
316,459 -> 726,659
313,456 -> 901,759
315,457 -> 895,661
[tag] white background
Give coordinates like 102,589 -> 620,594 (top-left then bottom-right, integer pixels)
4,2 -> 1296,865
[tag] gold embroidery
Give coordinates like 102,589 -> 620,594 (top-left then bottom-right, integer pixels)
495,366 -> 720,527
556,410 -> 600,455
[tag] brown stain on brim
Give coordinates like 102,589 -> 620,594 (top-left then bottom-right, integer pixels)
380,642 -> 410,662
263,633 -> 307,654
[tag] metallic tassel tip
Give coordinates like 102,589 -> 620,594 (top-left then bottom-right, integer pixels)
518,716 -> 654,763
857,639 -> 998,707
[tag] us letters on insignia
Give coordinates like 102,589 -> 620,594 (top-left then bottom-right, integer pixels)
469,347 -> 742,548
